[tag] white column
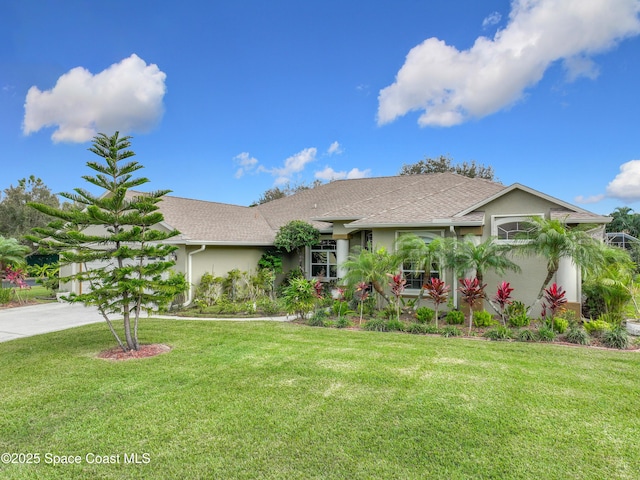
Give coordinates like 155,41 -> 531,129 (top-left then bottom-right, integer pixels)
336,238 -> 350,280
557,256 -> 580,303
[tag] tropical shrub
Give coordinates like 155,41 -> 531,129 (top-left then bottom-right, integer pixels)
552,317 -> 569,334
509,313 -> 530,328
335,316 -> 352,329
484,325 -> 512,341
386,319 -> 406,332
282,277 -> 316,320
493,281 -> 514,325
565,326 -> 591,345
445,310 -> 465,325
505,300 -> 527,318
473,310 -> 494,327
602,325 -> 629,349
536,325 -> 557,342
441,326 -> 462,337
516,329 -> 536,342
363,318 -> 388,332
406,322 -> 429,334
0,287 -> 14,304
459,277 -> 487,335
415,306 -> 435,324
387,273 -> 406,322
542,283 -> 567,320
195,272 -> 225,307
583,319 -> 612,336
308,309 -> 328,327
256,297 -> 282,316
423,277 -> 450,328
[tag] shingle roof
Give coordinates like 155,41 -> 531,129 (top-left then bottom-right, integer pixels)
149,172 -> 610,243
157,195 -> 275,244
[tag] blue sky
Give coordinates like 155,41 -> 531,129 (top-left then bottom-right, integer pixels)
1,0 -> 640,215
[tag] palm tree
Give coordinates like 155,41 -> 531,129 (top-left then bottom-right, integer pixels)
0,236 -> 29,277
396,233 -> 445,293
341,246 -> 401,305
442,235 -> 521,285
515,216 -> 605,302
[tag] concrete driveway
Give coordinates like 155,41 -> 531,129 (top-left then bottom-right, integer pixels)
0,302 -> 105,343
0,302 -> 291,343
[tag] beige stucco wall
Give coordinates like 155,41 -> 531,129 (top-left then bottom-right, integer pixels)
185,245 -> 266,288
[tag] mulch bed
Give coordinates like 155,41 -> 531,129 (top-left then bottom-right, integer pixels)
96,344 -> 172,361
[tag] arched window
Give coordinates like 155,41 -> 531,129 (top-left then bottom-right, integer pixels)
492,215 -> 541,242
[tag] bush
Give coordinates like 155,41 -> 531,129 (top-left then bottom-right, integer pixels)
335,316 -> 352,329
445,310 -> 465,325
0,288 -> 14,304
332,300 -> 352,317
256,297 -> 282,316
508,313 -> 530,328
484,325 -> 512,341
602,325 -> 629,349
552,317 -> 569,334
406,323 -> 428,334
583,319 -> 612,336
537,325 -> 557,342
424,325 -> 443,334
415,306 -> 435,324
363,318 -> 388,332
308,310 -> 327,327
386,319 -> 406,332
515,329 -> 536,342
565,326 -> 591,345
441,326 -> 462,337
473,310 -> 495,327
505,300 -> 527,319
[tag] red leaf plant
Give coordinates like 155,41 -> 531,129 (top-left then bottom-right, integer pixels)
458,277 -> 487,335
493,281 -> 514,326
387,273 -> 407,322
542,283 -> 567,321
423,277 -> 450,328
355,281 -> 370,325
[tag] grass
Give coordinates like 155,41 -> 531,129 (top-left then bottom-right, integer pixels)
1,320 -> 639,479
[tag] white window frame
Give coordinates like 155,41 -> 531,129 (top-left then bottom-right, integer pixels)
395,230 -> 444,292
309,239 -> 338,280
491,214 -> 544,244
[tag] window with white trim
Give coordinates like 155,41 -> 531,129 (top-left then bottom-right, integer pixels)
310,240 -> 337,279
492,215 -> 542,242
397,231 -> 442,290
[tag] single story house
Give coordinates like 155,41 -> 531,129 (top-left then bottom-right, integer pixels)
62,172 -> 611,313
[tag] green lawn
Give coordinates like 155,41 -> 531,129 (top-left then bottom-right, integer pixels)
1,320 -> 639,479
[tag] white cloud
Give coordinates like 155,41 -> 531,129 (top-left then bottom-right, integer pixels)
563,55 -> 600,82
315,166 -> 371,181
378,0 -> 640,127
233,152 -> 259,178
260,148 -> 317,185
482,12 -> 502,29
574,194 -> 605,204
23,54 -> 166,143
606,160 -> 640,201
327,141 -> 343,155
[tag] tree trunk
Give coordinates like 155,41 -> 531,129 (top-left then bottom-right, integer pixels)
372,280 -> 391,304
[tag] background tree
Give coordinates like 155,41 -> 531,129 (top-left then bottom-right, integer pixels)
399,155 -> 496,181
252,180 -> 323,205
28,132 -> 184,352
606,206 -> 640,237
0,236 -> 30,278
0,176 -> 61,248
273,220 -> 320,271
